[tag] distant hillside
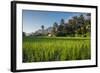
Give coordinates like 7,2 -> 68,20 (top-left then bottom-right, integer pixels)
32,27 -> 53,36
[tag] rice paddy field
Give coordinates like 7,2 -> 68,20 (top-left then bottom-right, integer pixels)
22,36 -> 91,63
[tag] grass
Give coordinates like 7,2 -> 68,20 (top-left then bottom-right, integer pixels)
23,36 -> 91,62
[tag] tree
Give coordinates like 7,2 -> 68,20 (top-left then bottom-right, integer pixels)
41,25 -> 44,35
83,13 -> 91,37
72,16 -> 78,25
78,14 -> 85,25
41,25 -> 44,30
86,13 -> 91,21
56,19 -> 66,36
23,32 -> 26,37
53,22 -> 58,32
77,14 -> 85,36
68,18 -> 77,36
60,19 -> 65,25
72,16 -> 79,36
52,22 -> 58,36
58,19 -> 65,31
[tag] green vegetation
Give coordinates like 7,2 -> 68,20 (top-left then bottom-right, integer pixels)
22,13 -> 91,62
51,14 -> 91,37
23,36 -> 91,62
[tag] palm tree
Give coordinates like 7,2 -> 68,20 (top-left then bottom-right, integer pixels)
41,25 -> 44,34
23,32 -> 26,37
53,22 -> 58,32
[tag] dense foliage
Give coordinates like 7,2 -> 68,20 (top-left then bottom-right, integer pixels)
51,14 -> 91,37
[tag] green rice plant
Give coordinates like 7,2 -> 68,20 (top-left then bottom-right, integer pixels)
22,37 -> 91,62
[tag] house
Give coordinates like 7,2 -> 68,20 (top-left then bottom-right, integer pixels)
48,33 -> 52,37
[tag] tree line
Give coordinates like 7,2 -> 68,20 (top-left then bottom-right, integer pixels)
23,13 -> 91,37
41,13 -> 91,37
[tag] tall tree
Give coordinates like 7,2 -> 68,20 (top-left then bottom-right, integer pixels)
68,19 -> 76,36
83,13 -> 91,37
58,19 -> 65,31
52,22 -> 58,35
53,22 -> 58,32
56,19 -> 66,36
78,14 -> 85,36
72,16 -> 78,25
41,25 -> 44,34
78,14 -> 85,25
60,19 -> 65,25
23,32 -> 26,37
72,16 -> 79,36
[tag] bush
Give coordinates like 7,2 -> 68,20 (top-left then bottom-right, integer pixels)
56,31 -> 66,36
